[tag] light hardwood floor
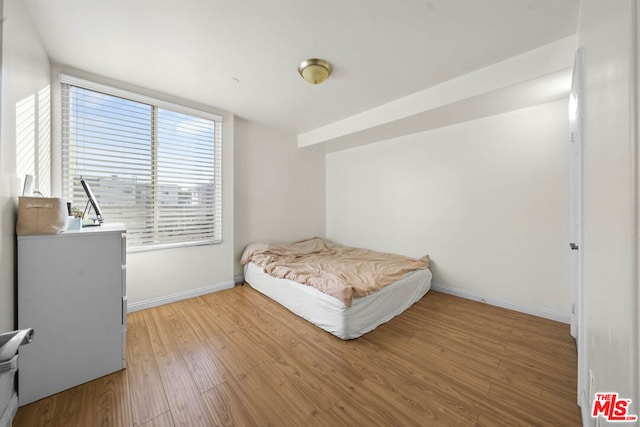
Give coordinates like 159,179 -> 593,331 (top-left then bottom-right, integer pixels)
14,286 -> 581,426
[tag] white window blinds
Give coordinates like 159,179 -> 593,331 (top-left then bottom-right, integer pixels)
61,76 -> 222,250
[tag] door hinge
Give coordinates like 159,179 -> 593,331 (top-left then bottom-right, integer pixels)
570,243 -> 579,250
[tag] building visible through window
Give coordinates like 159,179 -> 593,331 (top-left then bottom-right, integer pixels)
61,76 -> 222,250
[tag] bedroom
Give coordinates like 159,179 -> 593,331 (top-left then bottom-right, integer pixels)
0,0 -> 637,426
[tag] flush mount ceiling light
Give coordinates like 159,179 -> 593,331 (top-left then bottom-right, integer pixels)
298,58 -> 333,85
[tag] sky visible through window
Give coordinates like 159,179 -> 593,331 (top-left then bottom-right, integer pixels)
64,85 -> 218,248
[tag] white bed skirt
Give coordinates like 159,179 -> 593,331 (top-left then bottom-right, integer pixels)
243,262 -> 432,339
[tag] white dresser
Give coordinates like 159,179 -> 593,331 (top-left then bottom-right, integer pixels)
17,223 -> 127,405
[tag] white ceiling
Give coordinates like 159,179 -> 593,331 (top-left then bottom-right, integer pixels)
23,0 -> 580,134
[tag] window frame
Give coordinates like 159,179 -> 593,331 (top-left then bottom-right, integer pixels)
59,74 -> 223,252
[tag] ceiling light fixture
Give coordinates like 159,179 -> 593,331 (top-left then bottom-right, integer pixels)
298,58 -> 333,85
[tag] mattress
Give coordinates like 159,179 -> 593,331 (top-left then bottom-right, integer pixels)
243,261 -> 432,339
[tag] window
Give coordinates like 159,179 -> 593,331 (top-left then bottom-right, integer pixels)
61,75 -> 222,251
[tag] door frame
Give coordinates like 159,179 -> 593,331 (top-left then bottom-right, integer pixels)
569,47 -> 585,408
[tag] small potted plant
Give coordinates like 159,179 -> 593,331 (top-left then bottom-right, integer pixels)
71,207 -> 84,219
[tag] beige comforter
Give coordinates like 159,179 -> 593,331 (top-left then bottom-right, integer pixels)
241,238 -> 430,307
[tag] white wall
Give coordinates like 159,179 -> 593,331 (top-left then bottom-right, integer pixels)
234,118 -> 325,276
327,100 -> 571,317
0,0 -> 50,333
577,0 -> 639,421
48,66 -> 235,307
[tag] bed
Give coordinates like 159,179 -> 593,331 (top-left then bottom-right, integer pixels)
241,238 -> 432,339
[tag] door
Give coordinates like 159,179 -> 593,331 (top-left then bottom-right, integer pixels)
569,48 -> 585,407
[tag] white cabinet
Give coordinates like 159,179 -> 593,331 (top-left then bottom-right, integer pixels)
17,223 -> 127,406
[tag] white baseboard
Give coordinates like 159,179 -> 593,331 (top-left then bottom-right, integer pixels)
430,283 -> 571,324
127,280 -> 235,312
126,279 -> 570,324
